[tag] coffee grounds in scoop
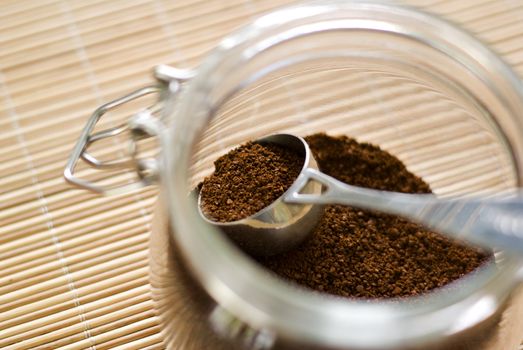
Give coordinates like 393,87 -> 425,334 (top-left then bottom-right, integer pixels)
199,142 -> 302,222
256,133 -> 491,298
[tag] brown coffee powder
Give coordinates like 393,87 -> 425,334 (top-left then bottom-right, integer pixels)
200,133 -> 490,298
258,133 -> 490,298
200,142 -> 302,222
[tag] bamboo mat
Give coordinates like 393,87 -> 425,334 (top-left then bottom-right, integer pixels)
2,0 -> 523,349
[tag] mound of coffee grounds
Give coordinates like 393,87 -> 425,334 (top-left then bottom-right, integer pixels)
257,133 -> 490,298
200,142 -> 302,222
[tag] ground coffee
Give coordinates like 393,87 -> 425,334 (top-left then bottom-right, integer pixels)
199,141 -> 302,222
201,133 -> 491,298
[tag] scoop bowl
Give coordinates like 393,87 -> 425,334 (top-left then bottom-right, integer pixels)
197,134 -> 323,256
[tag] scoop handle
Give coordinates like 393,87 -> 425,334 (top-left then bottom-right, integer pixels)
286,168 -> 523,253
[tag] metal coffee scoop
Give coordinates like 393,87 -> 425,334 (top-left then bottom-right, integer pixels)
198,134 -> 523,256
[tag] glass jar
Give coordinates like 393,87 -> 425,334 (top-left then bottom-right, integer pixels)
66,1 -> 523,349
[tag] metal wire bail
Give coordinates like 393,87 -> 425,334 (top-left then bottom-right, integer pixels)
64,65 -> 194,195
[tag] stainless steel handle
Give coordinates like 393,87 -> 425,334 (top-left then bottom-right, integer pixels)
64,65 -> 194,195
287,168 -> 523,253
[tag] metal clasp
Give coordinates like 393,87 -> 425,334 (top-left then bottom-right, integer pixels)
64,64 -> 194,195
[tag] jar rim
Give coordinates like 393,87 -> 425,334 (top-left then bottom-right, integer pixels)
163,1 -> 523,348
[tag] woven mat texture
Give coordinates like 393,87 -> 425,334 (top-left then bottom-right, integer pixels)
2,0 -> 523,349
